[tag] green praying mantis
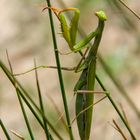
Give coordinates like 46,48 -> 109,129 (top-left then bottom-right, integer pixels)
43,7 -> 107,140
15,7 -> 107,140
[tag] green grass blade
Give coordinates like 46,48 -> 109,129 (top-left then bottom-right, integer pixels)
0,60 -> 64,140
16,91 -> 35,140
95,75 -> 137,140
98,54 -> 140,119
6,50 -> 35,140
0,119 -> 11,140
45,0 -> 75,139
17,88 -> 63,140
34,60 -> 51,140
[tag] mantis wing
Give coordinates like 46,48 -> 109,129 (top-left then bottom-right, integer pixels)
75,57 -> 96,140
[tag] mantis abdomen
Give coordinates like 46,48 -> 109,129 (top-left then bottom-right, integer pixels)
75,57 -> 96,140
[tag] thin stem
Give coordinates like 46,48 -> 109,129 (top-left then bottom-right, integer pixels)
45,0 -> 75,139
112,119 -> 128,140
118,0 -> 140,20
13,65 -> 75,76
34,60 -> 51,140
6,50 -> 35,140
95,76 -> 137,140
98,55 -> 140,118
0,119 -> 11,140
106,0 -> 135,29
47,95 -> 69,133
17,92 -> 35,140
70,96 -> 107,126
10,130 -> 25,140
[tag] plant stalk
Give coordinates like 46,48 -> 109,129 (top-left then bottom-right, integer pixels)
45,0 -> 75,139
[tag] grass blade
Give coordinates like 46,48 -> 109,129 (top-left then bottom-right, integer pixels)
6,50 -> 35,140
106,0 -> 136,29
16,91 -> 35,140
118,0 -> 140,20
98,55 -> 140,119
0,59 -> 64,140
34,59 -> 51,140
112,119 -> 128,140
0,119 -> 11,140
10,130 -> 25,140
44,0 -> 75,139
96,76 -> 137,140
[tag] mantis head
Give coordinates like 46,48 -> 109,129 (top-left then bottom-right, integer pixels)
95,10 -> 107,21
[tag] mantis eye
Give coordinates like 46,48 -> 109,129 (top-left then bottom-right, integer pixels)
95,10 -> 107,21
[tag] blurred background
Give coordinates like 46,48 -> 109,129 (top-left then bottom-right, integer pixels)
0,0 -> 140,139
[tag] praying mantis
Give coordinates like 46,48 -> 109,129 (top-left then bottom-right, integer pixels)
42,7 -> 107,140
16,7 -> 107,140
